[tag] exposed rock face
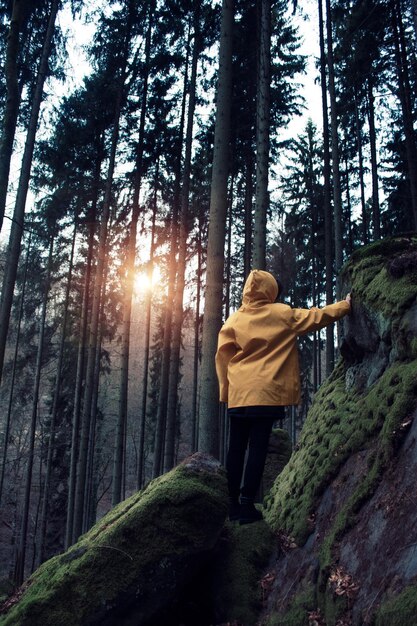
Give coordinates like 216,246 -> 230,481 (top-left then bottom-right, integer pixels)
0,452 -> 227,626
263,236 -> 417,626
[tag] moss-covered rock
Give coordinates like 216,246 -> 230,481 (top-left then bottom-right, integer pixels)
263,428 -> 293,497
262,236 -> 417,626
0,453 -> 228,626
210,521 -> 274,626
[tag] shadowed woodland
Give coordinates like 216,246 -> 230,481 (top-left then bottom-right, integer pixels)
0,0 -> 416,622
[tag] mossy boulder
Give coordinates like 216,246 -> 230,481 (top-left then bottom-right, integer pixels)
0,453 -> 228,626
263,428 -> 293,496
262,235 -> 417,626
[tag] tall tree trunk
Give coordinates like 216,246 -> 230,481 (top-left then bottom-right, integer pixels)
354,90 -> 368,244
243,154 -> 253,277
137,207 -> 157,490
325,0 -> 343,286
367,79 -> 381,239
152,44 -> 189,479
191,221 -> 203,453
0,0 -> 32,231
72,88 -> 124,542
65,155 -> 101,548
163,7 -> 200,473
39,225 -> 76,563
0,0 -> 59,387
14,236 -> 54,586
253,0 -> 271,270
112,2 -> 153,505
392,0 -> 417,229
318,0 -> 334,374
198,0 -> 234,456
0,232 -> 31,505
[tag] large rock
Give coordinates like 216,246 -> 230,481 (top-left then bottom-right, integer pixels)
0,453 -> 227,626
262,235 -> 417,625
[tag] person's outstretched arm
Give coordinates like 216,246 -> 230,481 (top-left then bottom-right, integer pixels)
289,295 -> 351,335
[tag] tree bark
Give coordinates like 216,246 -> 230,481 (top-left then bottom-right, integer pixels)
112,1 -> 153,504
163,8 -> 200,473
0,231 -> 31,506
14,236 -> 54,586
318,0 -> 334,374
198,0 -> 234,456
72,88 -> 124,542
367,79 -> 381,239
0,0 -> 59,388
0,0 -> 32,232
253,0 -> 271,270
392,0 -> 417,229
39,225 -> 76,563
325,0 -> 343,286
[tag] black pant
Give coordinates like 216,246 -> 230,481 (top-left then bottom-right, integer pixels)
226,405 -> 285,500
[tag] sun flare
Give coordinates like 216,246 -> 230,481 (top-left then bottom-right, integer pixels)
134,265 -> 161,294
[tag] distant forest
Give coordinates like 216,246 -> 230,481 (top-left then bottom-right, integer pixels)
0,0 -> 415,587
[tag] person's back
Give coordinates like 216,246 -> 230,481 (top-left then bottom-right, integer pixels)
215,269 -> 351,524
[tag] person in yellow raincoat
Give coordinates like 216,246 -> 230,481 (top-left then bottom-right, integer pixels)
215,269 -> 351,524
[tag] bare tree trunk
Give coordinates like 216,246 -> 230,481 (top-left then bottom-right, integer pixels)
164,10 -> 201,472
0,0 -> 59,387
392,0 -> 417,229
72,88 -> 123,543
191,222 -> 202,453
253,0 -> 271,270
14,236 -> 53,586
198,0 -> 234,456
318,0 -> 334,374
243,154 -> 253,278
152,46 -> 189,479
367,79 -> 381,239
112,2 -> 153,504
65,157 -> 101,549
0,0 -> 32,231
0,231 -> 31,505
137,207 -> 157,490
325,0 -> 343,287
39,225 -> 76,563
354,91 -> 368,244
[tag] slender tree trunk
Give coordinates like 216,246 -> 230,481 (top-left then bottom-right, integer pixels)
318,0 -> 334,374
0,232 -> 31,505
65,156 -> 101,548
392,0 -> 417,229
354,91 -> 368,244
0,0 -> 32,231
325,0 -> 343,286
73,87 -> 124,543
137,208 -> 157,490
191,223 -> 202,453
152,43 -> 189,478
0,0 -> 59,387
163,9 -> 200,472
243,154 -> 253,277
112,3 -> 153,504
367,79 -> 381,239
14,236 -> 54,586
253,0 -> 271,270
39,225 -> 76,563
198,0 -> 234,456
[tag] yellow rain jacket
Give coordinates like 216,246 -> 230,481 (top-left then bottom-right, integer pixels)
215,270 -> 350,407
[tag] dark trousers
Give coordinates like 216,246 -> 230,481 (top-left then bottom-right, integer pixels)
226,405 -> 285,500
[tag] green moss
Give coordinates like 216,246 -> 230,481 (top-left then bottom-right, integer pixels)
264,584 -> 316,626
210,521 -> 274,626
373,585 -> 417,625
0,463 -> 228,626
341,235 -> 417,318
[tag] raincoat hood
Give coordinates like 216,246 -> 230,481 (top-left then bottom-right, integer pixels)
241,270 -> 279,308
